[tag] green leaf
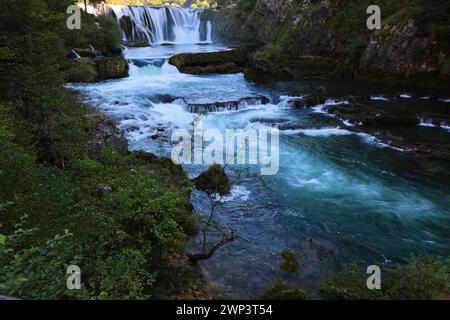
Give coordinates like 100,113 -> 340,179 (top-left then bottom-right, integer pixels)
0,234 -> 6,245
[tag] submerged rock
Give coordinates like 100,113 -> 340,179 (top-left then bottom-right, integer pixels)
279,250 -> 300,274
325,103 -> 419,126
282,96 -> 327,108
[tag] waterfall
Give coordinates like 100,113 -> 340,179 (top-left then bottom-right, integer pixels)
105,5 -> 212,45
206,21 -> 212,43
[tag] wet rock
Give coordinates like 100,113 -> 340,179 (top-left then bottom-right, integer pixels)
169,49 -> 248,74
325,103 -> 419,126
249,118 -> 291,125
187,95 -> 270,113
150,94 -> 181,104
279,250 -> 300,274
130,58 -> 165,68
150,133 -> 164,140
87,111 -> 129,159
194,164 -> 230,196
92,56 -> 129,81
278,122 -> 312,131
244,68 -> 274,83
282,96 -> 326,108
182,62 -> 242,74
124,40 -> 150,48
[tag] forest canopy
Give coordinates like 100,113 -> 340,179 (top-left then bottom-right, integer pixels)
79,0 -> 223,8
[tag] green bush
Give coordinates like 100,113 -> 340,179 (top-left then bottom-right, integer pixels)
263,278 -> 310,300
66,59 -> 98,83
253,43 -> 283,63
320,256 -> 450,300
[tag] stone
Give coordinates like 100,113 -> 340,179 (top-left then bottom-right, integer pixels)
169,49 -> 248,74
92,56 -> 129,81
194,164 -> 230,196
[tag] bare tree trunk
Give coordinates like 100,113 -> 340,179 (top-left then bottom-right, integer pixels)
84,0 -> 87,13
188,234 -> 236,264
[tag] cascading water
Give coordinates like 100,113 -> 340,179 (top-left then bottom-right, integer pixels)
206,21 -> 212,43
69,22 -> 450,298
106,5 -> 211,44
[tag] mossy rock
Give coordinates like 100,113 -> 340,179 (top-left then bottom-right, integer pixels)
182,62 -> 241,74
169,49 -> 248,71
92,56 -> 129,81
66,59 -> 98,83
263,278 -> 310,300
279,250 -> 300,274
244,68 -> 274,83
124,40 -> 150,48
194,164 -> 230,196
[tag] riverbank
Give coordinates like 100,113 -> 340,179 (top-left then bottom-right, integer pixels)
214,0 -> 450,94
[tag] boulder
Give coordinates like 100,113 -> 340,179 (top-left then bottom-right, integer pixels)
92,56 -> 129,81
169,49 -> 248,74
124,40 -> 150,48
194,164 -> 230,196
180,62 -> 241,75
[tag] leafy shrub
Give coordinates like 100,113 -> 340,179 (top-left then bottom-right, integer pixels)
253,43 -> 283,63
263,278 -> 310,300
66,59 -> 98,83
320,256 -> 450,300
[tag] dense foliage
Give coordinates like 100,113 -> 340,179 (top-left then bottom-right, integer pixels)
216,0 -> 450,92
0,0 -> 197,299
82,0 -> 220,8
320,256 -> 450,300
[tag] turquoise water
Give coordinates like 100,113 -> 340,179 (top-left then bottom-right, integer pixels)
72,43 -> 450,298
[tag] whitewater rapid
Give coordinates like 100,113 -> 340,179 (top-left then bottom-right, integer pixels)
69,37 -> 450,298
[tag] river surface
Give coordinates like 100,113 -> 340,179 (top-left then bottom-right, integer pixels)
72,43 -> 450,299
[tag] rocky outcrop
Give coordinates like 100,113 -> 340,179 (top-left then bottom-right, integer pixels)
87,111 -> 129,159
324,103 -> 419,126
194,164 -> 230,196
187,95 -> 270,113
92,56 -> 129,81
124,40 -> 150,48
215,1 -> 450,93
169,49 -> 249,74
68,56 -> 129,83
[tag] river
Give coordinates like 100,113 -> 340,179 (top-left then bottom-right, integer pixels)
72,6 -> 450,299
